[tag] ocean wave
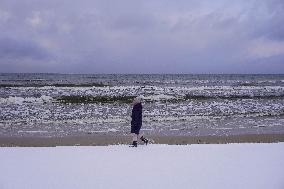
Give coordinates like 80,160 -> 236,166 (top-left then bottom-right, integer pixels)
1,93 -> 284,105
144,110 -> 284,121
53,94 -> 284,103
55,95 -> 136,103
1,84 -> 284,101
2,110 -> 283,128
143,94 -> 177,101
0,95 -> 53,104
0,83 -> 109,88
184,94 -> 284,100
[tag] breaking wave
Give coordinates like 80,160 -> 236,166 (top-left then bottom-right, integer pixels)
184,94 -> 284,100
0,96 -> 53,104
0,83 -> 108,88
1,93 -> 284,105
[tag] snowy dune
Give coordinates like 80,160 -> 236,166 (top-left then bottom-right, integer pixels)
0,143 -> 284,189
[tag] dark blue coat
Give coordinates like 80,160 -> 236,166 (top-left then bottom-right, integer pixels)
131,103 -> 142,134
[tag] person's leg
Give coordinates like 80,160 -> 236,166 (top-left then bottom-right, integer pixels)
132,133 -> 138,142
139,134 -> 149,145
130,133 -> 138,147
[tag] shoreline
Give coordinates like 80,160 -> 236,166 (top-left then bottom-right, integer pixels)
1,133 -> 284,147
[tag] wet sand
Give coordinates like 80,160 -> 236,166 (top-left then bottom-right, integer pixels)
1,134 -> 284,147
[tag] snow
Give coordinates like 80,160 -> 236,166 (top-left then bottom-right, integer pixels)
0,143 -> 284,189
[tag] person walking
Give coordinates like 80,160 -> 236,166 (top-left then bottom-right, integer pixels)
130,96 -> 148,147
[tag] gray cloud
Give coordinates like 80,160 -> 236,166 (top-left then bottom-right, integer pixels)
0,38 -> 50,60
0,0 -> 283,73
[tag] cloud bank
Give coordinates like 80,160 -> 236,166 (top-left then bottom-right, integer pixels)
0,0 -> 283,73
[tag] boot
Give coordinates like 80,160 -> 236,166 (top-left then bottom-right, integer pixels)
140,136 -> 149,145
129,141 -> 138,147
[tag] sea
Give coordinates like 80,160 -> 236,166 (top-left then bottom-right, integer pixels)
0,73 -> 283,137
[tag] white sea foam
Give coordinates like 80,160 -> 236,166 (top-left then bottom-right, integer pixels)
18,130 -> 49,133
0,95 -> 53,105
143,94 -> 176,101
3,84 -> 284,100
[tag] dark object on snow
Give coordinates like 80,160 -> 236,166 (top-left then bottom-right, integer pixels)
129,141 -> 138,147
131,103 -> 142,135
140,136 -> 149,145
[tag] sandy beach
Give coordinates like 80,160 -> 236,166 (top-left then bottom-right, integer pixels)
1,133 -> 284,147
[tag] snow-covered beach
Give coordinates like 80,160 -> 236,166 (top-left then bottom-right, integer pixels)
1,143 -> 284,189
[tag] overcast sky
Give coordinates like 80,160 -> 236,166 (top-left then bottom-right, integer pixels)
0,0 -> 284,74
